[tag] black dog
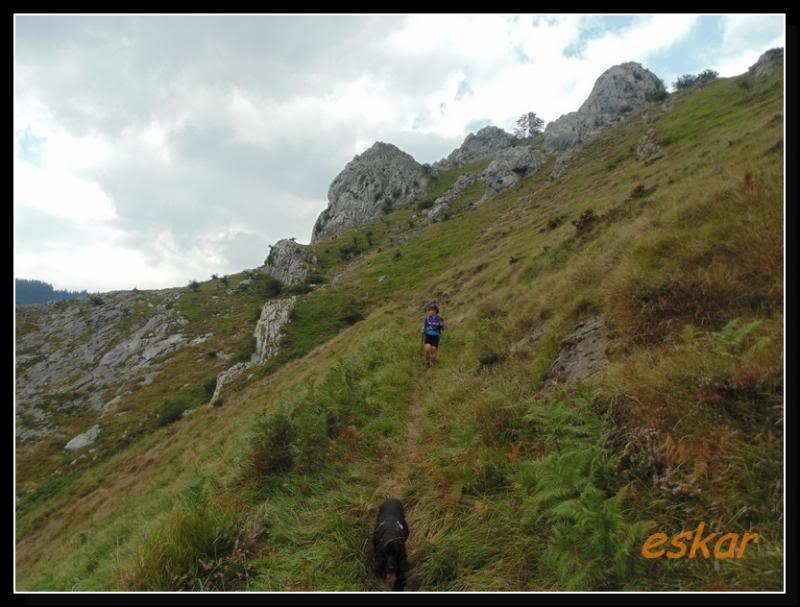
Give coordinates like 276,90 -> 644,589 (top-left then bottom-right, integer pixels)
373,498 -> 411,591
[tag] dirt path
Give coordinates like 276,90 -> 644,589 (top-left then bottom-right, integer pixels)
373,364 -> 430,501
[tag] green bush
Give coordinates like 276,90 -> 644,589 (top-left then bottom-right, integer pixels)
124,479 -> 265,591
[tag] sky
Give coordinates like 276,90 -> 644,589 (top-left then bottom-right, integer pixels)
14,14 -> 785,292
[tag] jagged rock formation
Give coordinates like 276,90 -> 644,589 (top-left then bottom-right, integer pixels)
544,315 -> 609,387
261,238 -> 317,286
543,62 -> 666,154
209,297 -> 295,406
749,47 -> 783,78
434,126 -> 516,169
253,296 -> 295,362
480,146 -> 546,200
15,290 -> 207,441
311,142 -> 433,243
425,172 -> 477,222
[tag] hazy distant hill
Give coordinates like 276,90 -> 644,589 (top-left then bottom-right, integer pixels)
15,278 -> 94,305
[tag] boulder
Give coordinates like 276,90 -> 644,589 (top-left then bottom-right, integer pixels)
311,142 -> 433,242
544,315 -> 609,387
261,239 -> 317,286
65,424 -> 101,451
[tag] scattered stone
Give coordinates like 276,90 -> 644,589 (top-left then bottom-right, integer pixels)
65,424 -> 101,451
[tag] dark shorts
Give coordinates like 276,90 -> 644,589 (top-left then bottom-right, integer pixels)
424,333 -> 440,348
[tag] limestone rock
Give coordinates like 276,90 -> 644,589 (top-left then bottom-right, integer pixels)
311,142 -> 432,242
426,172 -> 477,222
480,146 -> 546,200
65,424 -> 101,451
544,315 -> 609,387
252,297 -> 296,363
261,238 -> 317,286
748,47 -> 783,79
543,62 -> 666,154
209,297 -> 296,406
435,126 -> 516,169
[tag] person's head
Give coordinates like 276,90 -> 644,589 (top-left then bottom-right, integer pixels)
427,304 -> 439,317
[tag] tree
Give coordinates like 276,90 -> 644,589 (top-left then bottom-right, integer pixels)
673,69 -> 718,91
514,112 -> 545,138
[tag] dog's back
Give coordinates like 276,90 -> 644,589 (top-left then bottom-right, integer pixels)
373,498 -> 411,590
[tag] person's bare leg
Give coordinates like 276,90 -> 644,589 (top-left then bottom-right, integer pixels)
431,346 -> 437,365
424,343 -> 431,366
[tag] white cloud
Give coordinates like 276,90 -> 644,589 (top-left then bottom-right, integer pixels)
13,14 -> 785,292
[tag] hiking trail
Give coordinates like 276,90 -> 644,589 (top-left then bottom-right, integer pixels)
373,363 -> 430,501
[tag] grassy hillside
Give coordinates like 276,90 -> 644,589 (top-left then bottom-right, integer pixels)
15,68 -> 783,591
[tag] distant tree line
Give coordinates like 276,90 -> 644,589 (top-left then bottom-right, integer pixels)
15,278 -> 94,305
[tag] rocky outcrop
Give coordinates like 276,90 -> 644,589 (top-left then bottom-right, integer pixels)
253,297 -> 295,362
15,289 -> 198,442
549,148 -> 578,181
435,126 -> 516,169
425,172 -> 477,222
261,238 -> 317,286
311,142 -> 433,242
543,62 -> 666,154
209,297 -> 295,406
748,47 -> 783,79
544,315 -> 609,387
480,146 -> 546,200
64,424 -> 100,451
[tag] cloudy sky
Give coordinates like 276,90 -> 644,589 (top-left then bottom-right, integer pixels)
14,14 -> 785,292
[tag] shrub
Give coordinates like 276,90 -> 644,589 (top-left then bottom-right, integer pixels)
124,479 -> 265,591
260,275 -> 283,299
478,350 -> 505,369
392,250 -> 403,261
571,209 -> 598,234
251,406 -> 297,475
546,215 -> 567,230
158,396 -> 192,426
338,301 -> 365,325
203,375 -> 219,399
90,295 -> 104,306
416,197 -> 435,211
628,184 -> 656,200
188,280 -> 200,292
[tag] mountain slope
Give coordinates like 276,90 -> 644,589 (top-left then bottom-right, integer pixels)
15,61 -> 784,591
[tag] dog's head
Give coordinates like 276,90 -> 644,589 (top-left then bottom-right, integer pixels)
378,521 -> 408,574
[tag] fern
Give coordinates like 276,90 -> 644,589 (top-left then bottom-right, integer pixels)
516,396 -> 653,589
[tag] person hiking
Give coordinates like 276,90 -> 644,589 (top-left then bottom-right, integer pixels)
422,304 -> 444,368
